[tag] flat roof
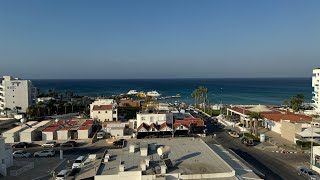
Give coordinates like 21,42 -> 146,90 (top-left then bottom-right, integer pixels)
97,138 -> 234,176
3,121 -> 38,134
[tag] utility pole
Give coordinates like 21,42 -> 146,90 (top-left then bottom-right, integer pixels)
310,117 -> 314,169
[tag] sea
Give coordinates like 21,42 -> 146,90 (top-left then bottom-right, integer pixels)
32,78 -> 312,105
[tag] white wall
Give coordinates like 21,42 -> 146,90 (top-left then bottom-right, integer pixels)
0,138 -> 13,176
312,69 -> 320,113
57,130 -> 69,140
78,129 -> 89,139
264,119 -> 281,134
136,113 -> 173,128
42,132 -> 55,141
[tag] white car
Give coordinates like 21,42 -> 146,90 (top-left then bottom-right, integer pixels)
97,132 -> 105,139
42,141 -> 57,148
34,150 -> 55,157
72,156 -> 86,169
13,150 -> 31,158
55,169 -> 70,180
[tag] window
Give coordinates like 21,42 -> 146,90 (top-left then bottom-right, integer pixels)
113,111 -> 116,114
13,96 -> 14,97
13,101 -> 15,103
105,111 -> 108,113
113,118 -> 116,121
98,111 -> 100,114
141,117 -> 146,121
134,121 -> 137,129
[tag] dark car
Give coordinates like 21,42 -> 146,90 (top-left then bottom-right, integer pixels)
241,137 -> 255,146
113,139 -> 126,146
60,141 -> 77,147
12,142 -> 29,148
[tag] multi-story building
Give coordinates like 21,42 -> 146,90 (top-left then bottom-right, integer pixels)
0,76 -> 37,113
312,68 -> 320,113
90,99 -> 118,121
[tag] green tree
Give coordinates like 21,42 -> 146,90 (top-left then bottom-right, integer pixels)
285,94 -> 304,112
4,107 -> 11,118
14,106 -> 22,114
26,105 -> 37,119
248,112 -> 263,137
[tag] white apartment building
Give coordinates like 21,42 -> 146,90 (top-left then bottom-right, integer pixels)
136,112 -> 173,129
0,76 -> 37,113
312,68 -> 320,113
0,138 -> 13,176
90,99 -> 118,121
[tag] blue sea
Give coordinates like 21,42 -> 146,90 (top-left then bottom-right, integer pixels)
32,78 -> 312,105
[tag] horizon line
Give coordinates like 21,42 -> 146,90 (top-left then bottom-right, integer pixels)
29,77 -> 311,80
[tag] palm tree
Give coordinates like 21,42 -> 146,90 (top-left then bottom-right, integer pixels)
54,104 -> 60,115
26,105 -> 37,119
70,101 -> 75,113
63,102 -> 69,114
248,112 -> 263,137
14,106 -> 22,114
4,107 -> 11,118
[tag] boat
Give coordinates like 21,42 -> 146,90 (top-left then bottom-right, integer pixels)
127,90 -> 138,95
136,91 -> 146,98
146,91 -> 161,97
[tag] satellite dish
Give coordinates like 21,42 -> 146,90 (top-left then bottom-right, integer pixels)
157,146 -> 171,159
20,118 -> 26,124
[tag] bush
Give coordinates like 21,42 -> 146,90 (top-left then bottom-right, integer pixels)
244,133 -> 260,141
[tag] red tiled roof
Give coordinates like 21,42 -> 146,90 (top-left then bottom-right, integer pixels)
137,123 -> 150,131
263,113 -> 312,123
42,124 -> 61,132
78,124 -> 92,130
149,123 -> 160,130
159,122 -> 172,130
92,105 -> 113,111
175,118 -> 205,127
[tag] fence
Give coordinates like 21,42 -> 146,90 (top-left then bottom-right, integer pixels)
10,161 -> 34,176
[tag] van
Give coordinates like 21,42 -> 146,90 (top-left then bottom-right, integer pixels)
72,156 -> 86,169
55,169 -> 70,180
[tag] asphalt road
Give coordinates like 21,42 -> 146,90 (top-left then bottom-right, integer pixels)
201,114 -> 306,180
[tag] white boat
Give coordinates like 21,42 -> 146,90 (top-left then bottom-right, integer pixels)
147,91 -> 161,97
127,90 -> 138,95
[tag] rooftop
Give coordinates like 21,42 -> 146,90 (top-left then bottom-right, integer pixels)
93,105 -> 113,111
96,138 -> 235,178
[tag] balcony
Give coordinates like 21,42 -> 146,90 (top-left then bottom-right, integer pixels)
312,96 -> 318,102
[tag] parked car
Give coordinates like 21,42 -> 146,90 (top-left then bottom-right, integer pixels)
12,142 -> 29,148
229,131 -> 240,138
72,156 -> 86,169
97,131 -> 106,139
241,137 -> 255,146
34,150 -> 55,157
12,150 -> 31,158
297,167 -> 320,180
113,139 -> 126,146
42,141 -> 57,148
55,169 -> 70,180
60,141 -> 77,147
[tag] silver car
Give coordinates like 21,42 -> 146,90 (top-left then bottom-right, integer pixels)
34,150 -> 55,157
297,167 -> 320,180
13,150 -> 31,158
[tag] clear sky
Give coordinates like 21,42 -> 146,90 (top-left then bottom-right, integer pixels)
0,0 -> 320,79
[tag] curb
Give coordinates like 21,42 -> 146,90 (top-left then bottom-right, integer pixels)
271,150 -> 306,154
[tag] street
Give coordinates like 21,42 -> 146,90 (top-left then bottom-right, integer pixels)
201,112 -> 307,180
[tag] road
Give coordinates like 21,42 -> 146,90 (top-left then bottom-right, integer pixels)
200,113 -> 306,180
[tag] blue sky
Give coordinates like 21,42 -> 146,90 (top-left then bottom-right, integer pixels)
0,0 -> 320,79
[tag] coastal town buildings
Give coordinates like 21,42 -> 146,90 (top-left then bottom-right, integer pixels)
90,99 -> 118,121
0,76 -> 37,113
227,105 -> 312,143
313,68 -> 320,113
0,138 -> 13,176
